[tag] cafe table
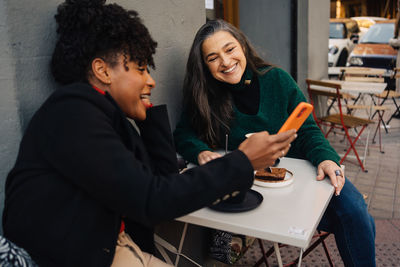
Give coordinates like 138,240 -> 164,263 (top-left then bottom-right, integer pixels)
328,66 -> 391,79
321,79 -> 387,95
156,156 -> 334,267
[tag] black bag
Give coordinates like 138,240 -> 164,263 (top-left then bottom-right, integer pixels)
209,230 -> 255,264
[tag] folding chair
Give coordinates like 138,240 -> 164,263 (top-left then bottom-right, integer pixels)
340,68 -> 388,153
306,79 -> 374,172
324,67 -> 354,116
343,67 -> 385,109
341,67 -> 386,82
326,67 -> 384,116
377,90 -> 400,125
373,68 -> 400,126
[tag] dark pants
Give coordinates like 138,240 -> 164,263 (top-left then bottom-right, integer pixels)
318,178 -> 376,266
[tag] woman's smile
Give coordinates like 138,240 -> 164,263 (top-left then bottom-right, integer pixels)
222,63 -> 237,74
106,56 -> 155,121
140,93 -> 153,108
202,31 -> 246,84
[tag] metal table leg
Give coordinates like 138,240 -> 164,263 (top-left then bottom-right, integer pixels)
274,242 -> 283,267
174,223 -> 188,266
297,249 -> 304,267
154,223 -> 201,267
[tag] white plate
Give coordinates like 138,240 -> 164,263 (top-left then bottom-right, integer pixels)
254,169 -> 294,188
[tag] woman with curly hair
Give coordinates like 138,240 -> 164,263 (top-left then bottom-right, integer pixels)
2,1 -> 296,267
174,19 -> 376,266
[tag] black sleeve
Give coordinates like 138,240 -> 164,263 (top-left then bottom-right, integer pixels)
39,98 -> 254,226
135,105 -> 179,175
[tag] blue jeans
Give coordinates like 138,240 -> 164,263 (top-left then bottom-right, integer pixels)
318,178 -> 376,266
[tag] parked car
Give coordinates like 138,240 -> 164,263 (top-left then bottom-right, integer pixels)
347,19 -> 396,88
350,16 -> 388,37
329,18 -> 360,67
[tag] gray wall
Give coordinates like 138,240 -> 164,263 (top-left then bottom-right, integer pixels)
308,0 -> 330,80
239,0 -> 330,94
296,0 -> 330,92
239,0 -> 292,73
0,0 -> 205,233
0,0 -> 57,229
296,0 -> 310,93
124,0 -> 205,128
306,0 -> 330,116
239,0 -> 329,96
0,0 -> 22,223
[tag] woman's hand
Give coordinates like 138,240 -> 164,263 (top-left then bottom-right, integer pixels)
317,160 -> 345,196
238,130 -> 297,170
198,150 -> 222,165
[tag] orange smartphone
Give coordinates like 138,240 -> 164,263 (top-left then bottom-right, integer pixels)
278,102 -> 313,133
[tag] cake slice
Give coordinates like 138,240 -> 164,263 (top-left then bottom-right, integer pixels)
255,168 -> 286,181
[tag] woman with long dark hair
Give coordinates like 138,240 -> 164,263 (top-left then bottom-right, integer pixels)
2,3 -> 296,267
174,19 -> 376,266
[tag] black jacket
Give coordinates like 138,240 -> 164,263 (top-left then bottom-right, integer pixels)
3,83 -> 254,267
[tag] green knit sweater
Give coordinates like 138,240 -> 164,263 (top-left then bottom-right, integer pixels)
174,67 -> 340,167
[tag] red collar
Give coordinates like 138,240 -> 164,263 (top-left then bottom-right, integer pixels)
92,85 -> 106,95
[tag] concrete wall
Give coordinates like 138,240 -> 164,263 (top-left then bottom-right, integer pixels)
124,0 -> 205,128
296,0 -> 309,93
308,0 -> 330,80
0,0 -> 22,224
0,0 -> 58,231
239,0 -> 330,95
0,0 -> 205,234
239,0 -> 292,73
306,0 -> 330,116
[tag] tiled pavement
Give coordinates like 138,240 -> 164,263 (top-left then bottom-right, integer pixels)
208,100 -> 400,266
329,110 -> 400,221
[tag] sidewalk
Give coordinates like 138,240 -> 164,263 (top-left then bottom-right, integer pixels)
234,102 -> 400,266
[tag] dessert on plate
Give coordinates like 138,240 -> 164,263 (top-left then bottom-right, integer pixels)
255,167 -> 286,181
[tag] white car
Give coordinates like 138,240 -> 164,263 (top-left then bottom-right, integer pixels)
329,18 -> 360,67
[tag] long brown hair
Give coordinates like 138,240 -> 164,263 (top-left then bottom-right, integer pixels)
183,19 -> 271,147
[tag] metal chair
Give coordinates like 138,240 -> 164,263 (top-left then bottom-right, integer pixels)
373,68 -> 400,126
306,79 -> 374,172
376,90 -> 400,125
340,68 -> 388,153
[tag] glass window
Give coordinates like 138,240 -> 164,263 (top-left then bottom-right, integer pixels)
329,23 -> 346,39
360,23 -> 394,44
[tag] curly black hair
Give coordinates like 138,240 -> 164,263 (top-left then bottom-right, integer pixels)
51,0 -> 157,84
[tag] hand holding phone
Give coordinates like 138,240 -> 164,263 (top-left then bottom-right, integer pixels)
278,102 -> 313,133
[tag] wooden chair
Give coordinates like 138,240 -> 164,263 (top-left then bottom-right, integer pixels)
341,67 -> 386,81
342,67 -> 385,110
306,79 -> 374,172
373,67 -> 400,126
340,68 -> 388,153
375,90 -> 400,125
325,67 -> 383,116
